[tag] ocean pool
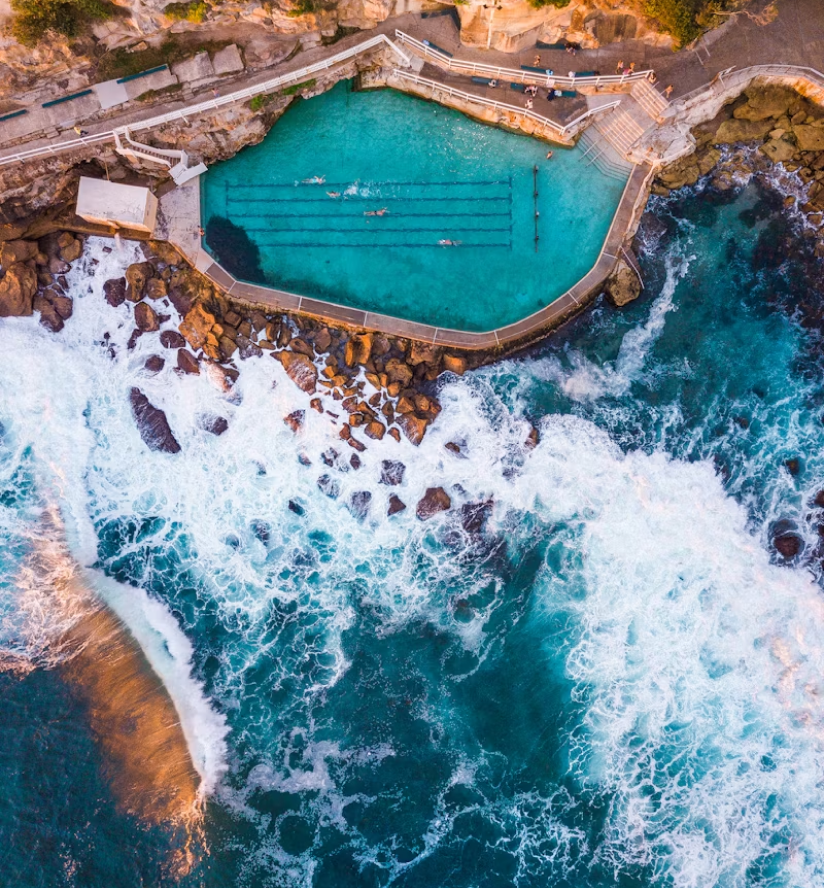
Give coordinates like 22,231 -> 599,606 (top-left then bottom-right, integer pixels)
200,81 -> 629,332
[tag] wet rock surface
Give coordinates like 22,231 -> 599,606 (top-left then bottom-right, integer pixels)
129,388 -> 181,454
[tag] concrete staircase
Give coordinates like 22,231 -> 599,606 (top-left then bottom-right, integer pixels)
578,126 -> 634,181
591,107 -> 647,159
631,79 -> 670,121
114,130 -> 207,186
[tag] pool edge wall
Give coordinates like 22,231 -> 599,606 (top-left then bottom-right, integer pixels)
169,162 -> 654,354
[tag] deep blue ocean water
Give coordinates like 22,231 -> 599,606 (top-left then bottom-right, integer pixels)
200,81 -> 627,332
3,168 -> 824,888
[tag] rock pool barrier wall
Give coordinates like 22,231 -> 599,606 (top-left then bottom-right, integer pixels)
165,162 -> 653,353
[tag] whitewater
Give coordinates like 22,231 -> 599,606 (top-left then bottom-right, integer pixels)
2,177 -> 824,887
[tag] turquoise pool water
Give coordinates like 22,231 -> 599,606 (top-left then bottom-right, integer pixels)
201,81 -> 628,332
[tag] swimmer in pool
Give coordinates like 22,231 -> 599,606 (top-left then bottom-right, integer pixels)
327,191 -> 341,198
364,208 -> 389,216
303,175 -> 326,184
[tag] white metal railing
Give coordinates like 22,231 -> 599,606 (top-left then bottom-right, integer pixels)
395,29 -> 655,91
391,69 -> 621,138
0,33 -> 411,167
664,63 -> 824,116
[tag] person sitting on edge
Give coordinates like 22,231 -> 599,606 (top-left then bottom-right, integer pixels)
490,79 -> 498,87
616,60 -> 624,74
534,54 -> 541,66
526,98 -> 534,109
664,84 -> 674,97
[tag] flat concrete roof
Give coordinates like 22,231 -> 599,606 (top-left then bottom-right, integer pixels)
76,177 -> 155,227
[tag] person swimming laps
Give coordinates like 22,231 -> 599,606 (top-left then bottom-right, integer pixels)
438,239 -> 462,246
302,175 -> 326,184
364,208 -> 389,216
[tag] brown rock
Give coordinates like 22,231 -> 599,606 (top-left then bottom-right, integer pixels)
605,261 -> 641,307
177,349 -> 200,374
219,336 -> 238,361
387,382 -> 402,398
344,332 -> 373,367
291,337 -> 315,357
733,85 -> 795,121
48,256 -> 70,275
145,355 -> 165,372
773,532 -> 802,559
445,442 -> 462,454
397,412 -> 429,445
0,263 -> 36,316
525,425 -> 540,449
104,277 -> 127,307
33,293 -> 64,332
714,118 -> 773,144
409,340 -> 440,366
388,427 -> 401,442
365,420 -> 386,440
760,138 -> 796,164
388,494 -> 406,516
145,278 -> 168,300
443,354 -> 467,375
134,302 -> 159,332
385,358 -> 413,387
396,396 -> 415,414
202,415 -> 228,435
58,235 -> 82,263
416,487 -> 451,520
314,327 -> 332,352
160,329 -> 186,349
223,309 -> 242,328
125,261 -> 155,302
129,388 -> 180,454
180,304 -> 217,351
0,239 -> 38,266
284,410 -> 305,433
349,413 -> 366,427
280,351 -> 318,394
794,125 -> 824,152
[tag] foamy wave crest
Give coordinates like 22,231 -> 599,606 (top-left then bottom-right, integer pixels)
515,415 -> 824,887
534,248 -> 692,402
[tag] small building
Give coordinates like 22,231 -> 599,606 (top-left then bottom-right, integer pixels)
76,177 -> 159,234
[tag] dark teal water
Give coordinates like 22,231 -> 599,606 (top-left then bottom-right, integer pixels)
3,172 -> 824,888
200,81 -> 628,332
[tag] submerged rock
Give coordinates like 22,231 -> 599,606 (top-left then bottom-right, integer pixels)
348,491 -> 372,521
144,355 -> 165,373
201,415 -> 229,436
416,487 -> 451,520
284,410 -> 305,433
380,460 -> 405,486
388,494 -> 406,516
129,388 -> 181,454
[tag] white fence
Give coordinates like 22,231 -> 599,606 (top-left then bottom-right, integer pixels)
394,29 -> 655,91
0,34 -> 411,167
665,63 -> 824,116
392,69 -> 620,139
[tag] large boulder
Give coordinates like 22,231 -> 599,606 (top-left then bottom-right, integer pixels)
793,125 -> 824,152
129,388 -> 181,454
416,487 -> 451,520
713,118 -> 773,144
104,277 -> 127,307
605,261 -> 641,307
397,412 -> 429,445
160,329 -> 186,349
180,303 -> 217,351
760,138 -> 796,163
0,263 -> 37,317
733,85 -> 796,121
279,351 -> 318,394
57,233 -> 82,263
134,302 -> 160,332
125,261 -> 155,302
0,239 -> 38,267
